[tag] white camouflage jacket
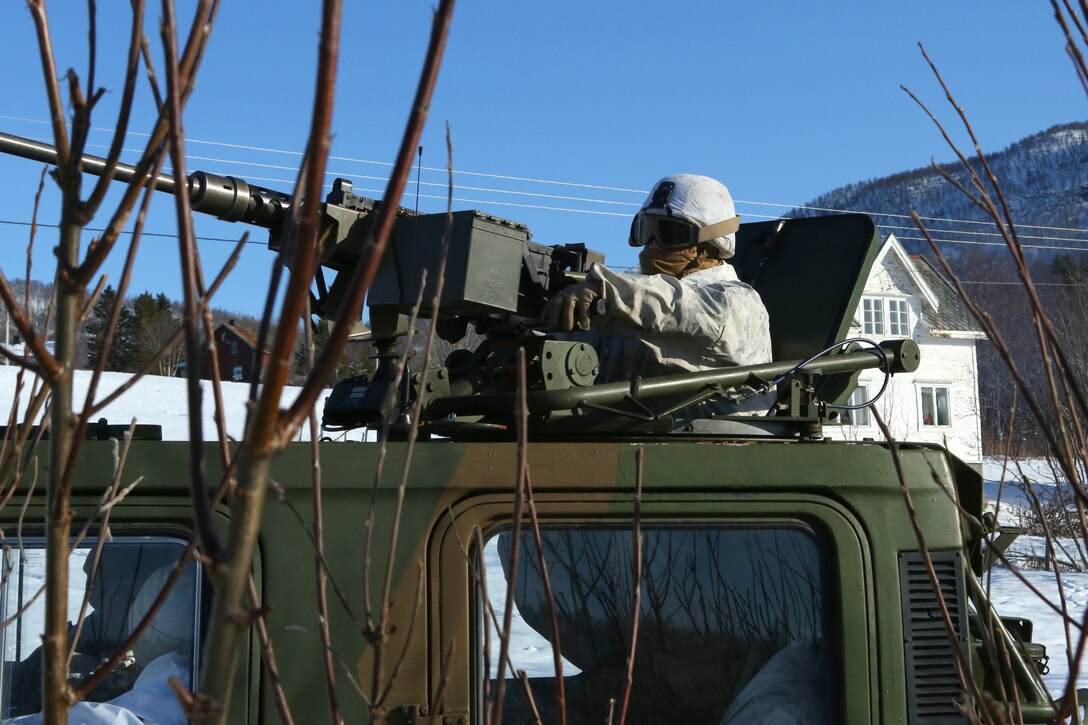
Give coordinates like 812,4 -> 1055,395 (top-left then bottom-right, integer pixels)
589,261 -> 772,379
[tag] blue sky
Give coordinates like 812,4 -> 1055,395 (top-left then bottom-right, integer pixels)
0,2 -> 1083,316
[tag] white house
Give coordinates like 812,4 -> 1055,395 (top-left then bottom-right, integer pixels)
823,234 -> 986,467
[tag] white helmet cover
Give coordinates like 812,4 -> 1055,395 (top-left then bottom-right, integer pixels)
127,563 -> 197,663
636,174 -> 739,259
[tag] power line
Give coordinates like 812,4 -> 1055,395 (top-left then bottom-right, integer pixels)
895,235 -> 1088,253
739,199 -> 1088,234
959,280 -> 1088,286
876,221 -> 1088,245
0,219 -> 263,245
5,218 -> 1087,293
6,215 -> 1088,256
0,114 -> 649,193
9,141 -> 1088,247
109,157 -> 1088,246
5,114 -> 1088,238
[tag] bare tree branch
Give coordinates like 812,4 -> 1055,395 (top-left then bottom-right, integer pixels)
279,0 -> 456,439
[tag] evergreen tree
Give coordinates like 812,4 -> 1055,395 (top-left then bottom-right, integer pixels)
1052,253 -> 1086,285
131,291 -> 183,375
84,285 -> 137,371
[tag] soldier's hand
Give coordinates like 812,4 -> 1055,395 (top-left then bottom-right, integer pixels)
541,283 -> 600,332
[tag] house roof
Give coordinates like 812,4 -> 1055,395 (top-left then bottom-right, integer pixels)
874,235 -> 940,311
219,322 -> 267,352
909,255 -> 984,334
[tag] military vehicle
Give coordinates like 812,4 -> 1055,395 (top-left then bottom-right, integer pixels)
0,131 -> 1060,723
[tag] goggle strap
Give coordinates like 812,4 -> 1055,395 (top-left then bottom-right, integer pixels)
697,215 -> 741,242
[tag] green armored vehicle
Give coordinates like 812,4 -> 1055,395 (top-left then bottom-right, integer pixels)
0,132 -> 1057,723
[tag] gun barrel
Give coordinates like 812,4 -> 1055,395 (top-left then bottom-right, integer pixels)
0,130 -> 292,229
0,131 -> 180,194
427,339 -> 920,418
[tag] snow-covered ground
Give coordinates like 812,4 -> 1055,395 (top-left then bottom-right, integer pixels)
0,366 -> 363,442
979,457 -> 1088,693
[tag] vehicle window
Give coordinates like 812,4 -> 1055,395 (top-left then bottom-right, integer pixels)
0,538 -> 200,724
481,525 -> 836,724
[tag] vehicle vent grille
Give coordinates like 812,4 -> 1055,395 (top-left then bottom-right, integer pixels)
899,551 -> 968,724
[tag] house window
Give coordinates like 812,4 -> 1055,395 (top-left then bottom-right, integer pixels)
862,298 -> 911,337
920,385 -> 951,427
839,385 -> 871,427
230,341 -> 238,355
232,366 -> 244,382
887,299 -> 910,337
862,298 -> 883,335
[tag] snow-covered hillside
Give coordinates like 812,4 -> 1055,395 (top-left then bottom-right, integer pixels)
793,122 -> 1088,261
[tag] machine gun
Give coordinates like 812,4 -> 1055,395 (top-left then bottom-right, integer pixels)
0,131 -> 917,437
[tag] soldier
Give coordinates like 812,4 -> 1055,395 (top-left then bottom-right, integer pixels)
542,174 -> 772,408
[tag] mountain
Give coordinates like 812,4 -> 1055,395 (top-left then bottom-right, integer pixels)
792,122 -> 1088,263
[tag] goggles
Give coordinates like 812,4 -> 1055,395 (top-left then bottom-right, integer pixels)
628,211 -> 741,248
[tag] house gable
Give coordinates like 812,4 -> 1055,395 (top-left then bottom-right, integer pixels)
832,233 -> 985,466
868,235 -> 939,310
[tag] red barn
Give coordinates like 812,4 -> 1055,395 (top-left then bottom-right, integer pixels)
206,320 -> 270,383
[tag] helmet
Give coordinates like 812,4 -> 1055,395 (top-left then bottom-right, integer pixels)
126,562 -> 197,663
628,174 -> 740,259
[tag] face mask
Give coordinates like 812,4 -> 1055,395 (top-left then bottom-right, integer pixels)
639,244 -> 720,278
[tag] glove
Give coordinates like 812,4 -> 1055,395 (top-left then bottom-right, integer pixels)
541,282 -> 600,332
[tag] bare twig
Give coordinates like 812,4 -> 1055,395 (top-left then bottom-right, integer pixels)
451,520 -> 542,723
68,423 -> 136,664
373,116 -> 457,712
374,563 -> 426,711
279,0 -> 457,439
73,548 -> 195,698
428,642 -> 456,725
161,0 -> 220,563
59,153 -> 166,508
88,233 -> 246,416
617,447 -> 643,725
871,406 -> 991,719
270,479 -> 367,634
303,295 -> 342,725
82,0 -> 145,215
196,0 -> 343,717
78,275 -> 108,325
473,527 -> 492,716
26,0 -> 71,166
0,272 -> 58,380
491,347 -> 529,725
247,575 -> 296,725
522,469 -> 566,723
74,0 -> 217,287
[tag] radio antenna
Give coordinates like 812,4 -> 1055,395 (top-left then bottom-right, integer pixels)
414,145 -> 423,213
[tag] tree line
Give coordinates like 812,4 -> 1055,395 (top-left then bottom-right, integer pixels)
84,286 -> 184,376
960,248 -> 1088,455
